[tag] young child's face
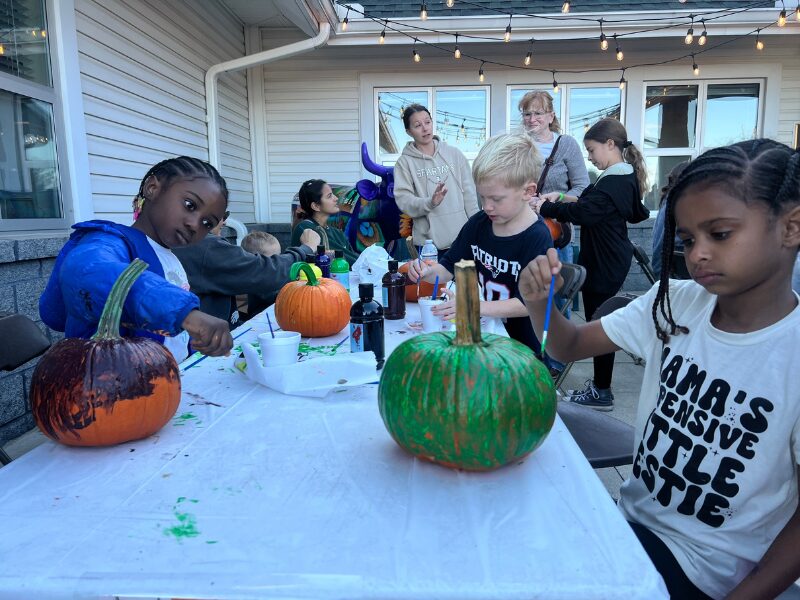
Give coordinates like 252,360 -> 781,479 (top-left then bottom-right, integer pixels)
675,185 -> 787,297
477,177 -> 535,228
584,139 -> 619,171
140,177 -> 227,248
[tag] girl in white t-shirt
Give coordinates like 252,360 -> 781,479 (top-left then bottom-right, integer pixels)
520,139 -> 800,600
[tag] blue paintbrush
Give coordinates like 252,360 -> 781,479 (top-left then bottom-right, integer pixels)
540,274 -> 556,357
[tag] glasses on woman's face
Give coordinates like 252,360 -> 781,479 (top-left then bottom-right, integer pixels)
522,110 -> 550,120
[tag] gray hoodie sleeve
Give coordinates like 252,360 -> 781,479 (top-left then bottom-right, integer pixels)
175,235 -> 312,298
394,154 -> 435,218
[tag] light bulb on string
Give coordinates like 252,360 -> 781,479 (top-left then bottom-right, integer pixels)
778,2 -> 787,26
755,30 -> 764,51
478,62 -> 485,82
685,15 -> 694,45
614,35 -> 623,61
0,44 -> 4,55
41,30 -> 46,38
413,39 -> 421,62
796,5 -> 799,21
619,69 -> 626,90
379,23 -> 386,44
447,0 -> 455,6
599,20 -> 608,50
562,1 -> 570,14
524,38 -> 534,65
341,7 -> 349,31
692,55 -> 700,76
698,21 -> 707,46
552,72 -> 559,93
420,3 -> 428,20
454,34 -> 461,58
504,16 -> 512,43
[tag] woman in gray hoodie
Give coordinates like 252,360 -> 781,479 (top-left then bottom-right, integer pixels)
393,104 -> 480,253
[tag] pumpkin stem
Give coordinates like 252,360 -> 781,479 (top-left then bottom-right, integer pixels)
454,259 -> 482,345
92,259 -> 149,340
289,261 -> 319,286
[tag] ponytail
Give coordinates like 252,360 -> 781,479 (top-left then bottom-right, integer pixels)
585,118 -> 648,196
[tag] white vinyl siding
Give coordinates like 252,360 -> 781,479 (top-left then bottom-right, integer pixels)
75,0 -> 253,224
260,28 -> 361,223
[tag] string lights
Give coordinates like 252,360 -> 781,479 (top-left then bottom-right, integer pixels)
778,1 -> 787,27
337,1 -> 789,85
561,1 -> 570,14
698,20 -> 708,46
599,19 -> 608,50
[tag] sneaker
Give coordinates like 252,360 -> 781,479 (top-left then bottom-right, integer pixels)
567,380 -> 614,411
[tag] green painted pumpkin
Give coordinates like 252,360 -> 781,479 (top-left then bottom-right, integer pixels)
378,259 -> 556,471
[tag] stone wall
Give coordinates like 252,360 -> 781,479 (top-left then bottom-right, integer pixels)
0,235 -> 69,447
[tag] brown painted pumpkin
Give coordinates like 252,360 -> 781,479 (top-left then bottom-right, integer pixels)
399,260 -> 436,303
274,262 -> 351,337
30,259 -> 181,447
378,260 -> 556,471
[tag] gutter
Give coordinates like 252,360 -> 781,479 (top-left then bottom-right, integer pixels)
205,22 -> 331,168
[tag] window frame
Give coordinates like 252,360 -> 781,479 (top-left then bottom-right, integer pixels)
0,0 -> 72,233
374,84 -> 491,166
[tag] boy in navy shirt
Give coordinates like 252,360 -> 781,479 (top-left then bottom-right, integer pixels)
407,133 -> 553,352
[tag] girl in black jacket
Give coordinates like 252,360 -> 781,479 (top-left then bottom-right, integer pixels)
532,117 -> 649,410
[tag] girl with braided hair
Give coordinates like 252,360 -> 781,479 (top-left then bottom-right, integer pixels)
521,139 -> 800,599
40,156 -> 234,361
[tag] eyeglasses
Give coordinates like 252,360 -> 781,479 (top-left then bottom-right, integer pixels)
522,110 -> 551,119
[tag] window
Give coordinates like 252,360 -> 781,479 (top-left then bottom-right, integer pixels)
0,0 -> 66,230
642,80 -> 762,209
375,86 -> 489,165
508,84 -> 622,181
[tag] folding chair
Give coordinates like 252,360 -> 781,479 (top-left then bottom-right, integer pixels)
632,242 -> 657,285
0,313 -> 51,466
551,263 -> 585,390
554,293 -> 638,468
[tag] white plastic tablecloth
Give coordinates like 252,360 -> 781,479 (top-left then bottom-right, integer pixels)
0,303 -> 667,600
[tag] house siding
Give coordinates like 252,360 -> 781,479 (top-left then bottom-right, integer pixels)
75,0 -> 254,223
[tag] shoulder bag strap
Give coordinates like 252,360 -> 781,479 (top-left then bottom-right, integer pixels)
536,135 -> 563,192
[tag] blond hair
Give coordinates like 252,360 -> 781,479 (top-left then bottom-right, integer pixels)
242,231 -> 281,257
472,133 -> 542,189
518,91 -> 561,133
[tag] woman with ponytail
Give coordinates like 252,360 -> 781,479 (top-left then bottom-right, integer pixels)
531,117 -> 649,410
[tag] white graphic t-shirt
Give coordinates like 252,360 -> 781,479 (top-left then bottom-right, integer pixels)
602,280 -> 800,599
146,238 -> 192,363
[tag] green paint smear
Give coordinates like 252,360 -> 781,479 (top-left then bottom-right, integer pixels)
163,510 -> 200,539
173,413 -> 202,426
206,540 -> 218,544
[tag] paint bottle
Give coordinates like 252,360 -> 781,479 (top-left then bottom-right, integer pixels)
298,253 -> 322,282
315,245 -> 331,278
350,283 -> 385,369
330,249 -> 350,292
381,260 -> 406,320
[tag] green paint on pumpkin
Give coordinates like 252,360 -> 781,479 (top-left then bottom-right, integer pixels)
377,260 -> 557,471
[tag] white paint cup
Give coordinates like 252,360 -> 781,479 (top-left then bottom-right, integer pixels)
258,331 -> 301,367
418,297 -> 446,333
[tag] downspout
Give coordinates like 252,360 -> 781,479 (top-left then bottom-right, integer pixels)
205,22 -> 331,169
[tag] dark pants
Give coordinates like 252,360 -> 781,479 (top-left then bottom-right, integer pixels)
628,521 -> 713,600
582,289 -> 617,390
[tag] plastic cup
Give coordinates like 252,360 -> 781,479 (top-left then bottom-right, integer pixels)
258,331 -> 301,367
418,297 -> 446,332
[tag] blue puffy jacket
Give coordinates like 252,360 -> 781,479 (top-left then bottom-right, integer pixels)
39,220 -> 199,343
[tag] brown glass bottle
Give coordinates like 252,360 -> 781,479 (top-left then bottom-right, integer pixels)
381,260 -> 406,320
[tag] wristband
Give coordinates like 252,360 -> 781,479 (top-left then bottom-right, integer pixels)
558,193 -> 565,202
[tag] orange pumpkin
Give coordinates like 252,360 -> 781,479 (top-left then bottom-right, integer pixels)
399,261 -> 437,303
30,259 -> 181,447
274,262 -> 351,337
